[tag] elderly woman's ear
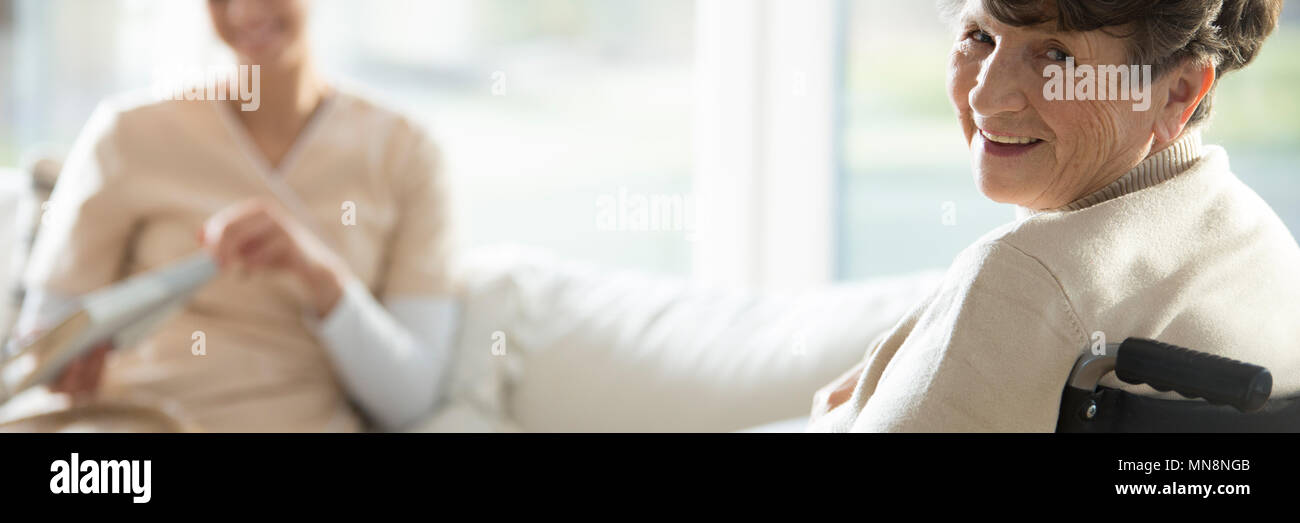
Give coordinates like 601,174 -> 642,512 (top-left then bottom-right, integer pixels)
1153,63 -> 1216,145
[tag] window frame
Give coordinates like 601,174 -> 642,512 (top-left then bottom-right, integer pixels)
691,0 -> 845,289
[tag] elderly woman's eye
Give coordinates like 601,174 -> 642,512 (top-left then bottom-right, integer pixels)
967,29 -> 995,45
1046,48 -> 1072,62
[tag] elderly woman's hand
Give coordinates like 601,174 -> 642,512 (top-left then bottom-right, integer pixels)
200,199 -> 351,317
810,360 -> 867,424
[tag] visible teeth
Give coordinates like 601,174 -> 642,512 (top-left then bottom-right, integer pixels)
980,130 -> 1038,145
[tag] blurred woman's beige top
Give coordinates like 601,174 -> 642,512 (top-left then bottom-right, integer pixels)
23,91 -> 454,432
811,132 -> 1300,432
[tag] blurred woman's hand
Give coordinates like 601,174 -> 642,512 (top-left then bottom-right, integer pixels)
201,199 -> 350,317
49,341 -> 113,404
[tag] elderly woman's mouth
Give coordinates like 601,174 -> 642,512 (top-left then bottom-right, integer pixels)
978,128 -> 1044,157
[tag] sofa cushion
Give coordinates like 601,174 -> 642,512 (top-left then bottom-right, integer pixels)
446,245 -> 943,432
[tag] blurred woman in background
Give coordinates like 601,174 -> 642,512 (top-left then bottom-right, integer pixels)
16,0 -> 460,431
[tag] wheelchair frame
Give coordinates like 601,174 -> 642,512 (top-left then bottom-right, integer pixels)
1057,338 -> 1300,432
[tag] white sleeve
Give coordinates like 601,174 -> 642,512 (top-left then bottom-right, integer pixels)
308,278 -> 460,432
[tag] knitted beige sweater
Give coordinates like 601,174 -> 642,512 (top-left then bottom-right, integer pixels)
810,132 -> 1300,432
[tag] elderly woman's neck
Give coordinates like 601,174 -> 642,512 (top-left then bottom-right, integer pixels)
1019,130 -> 1206,216
1144,130 -> 1195,161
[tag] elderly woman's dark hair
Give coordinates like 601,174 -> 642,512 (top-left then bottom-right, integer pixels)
945,0 -> 1284,125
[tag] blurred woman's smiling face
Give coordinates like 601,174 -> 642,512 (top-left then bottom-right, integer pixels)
208,0 -> 310,67
947,0 -> 1164,210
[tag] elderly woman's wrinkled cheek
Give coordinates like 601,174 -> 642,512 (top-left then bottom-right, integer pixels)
1049,99 -> 1133,195
947,48 -> 982,143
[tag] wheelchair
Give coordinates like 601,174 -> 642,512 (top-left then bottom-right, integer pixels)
1057,338 -> 1300,432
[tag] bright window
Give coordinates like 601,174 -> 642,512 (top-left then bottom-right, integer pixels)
5,1 -> 1295,285
837,0 -> 1011,280
1,0 -> 695,275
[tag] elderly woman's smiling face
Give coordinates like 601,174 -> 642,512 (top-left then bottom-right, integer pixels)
947,0 -> 1197,210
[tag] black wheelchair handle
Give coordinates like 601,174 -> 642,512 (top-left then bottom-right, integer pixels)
1115,338 -> 1273,413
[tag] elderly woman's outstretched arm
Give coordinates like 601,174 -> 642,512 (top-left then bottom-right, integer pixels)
810,238 -> 1088,432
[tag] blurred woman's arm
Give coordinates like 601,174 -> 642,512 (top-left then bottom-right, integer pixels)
15,101 -> 140,402
310,282 -> 460,431
314,126 -> 462,431
202,127 -> 460,431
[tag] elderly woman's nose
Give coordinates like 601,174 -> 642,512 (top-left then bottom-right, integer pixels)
968,51 -> 1030,116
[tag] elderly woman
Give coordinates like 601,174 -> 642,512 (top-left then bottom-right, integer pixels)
810,0 -> 1298,432
15,0 -> 459,432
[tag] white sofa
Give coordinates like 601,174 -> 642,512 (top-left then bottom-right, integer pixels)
420,246 -> 942,432
0,167 -> 944,432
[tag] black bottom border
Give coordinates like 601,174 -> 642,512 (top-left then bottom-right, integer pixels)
3,433 -> 1294,511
